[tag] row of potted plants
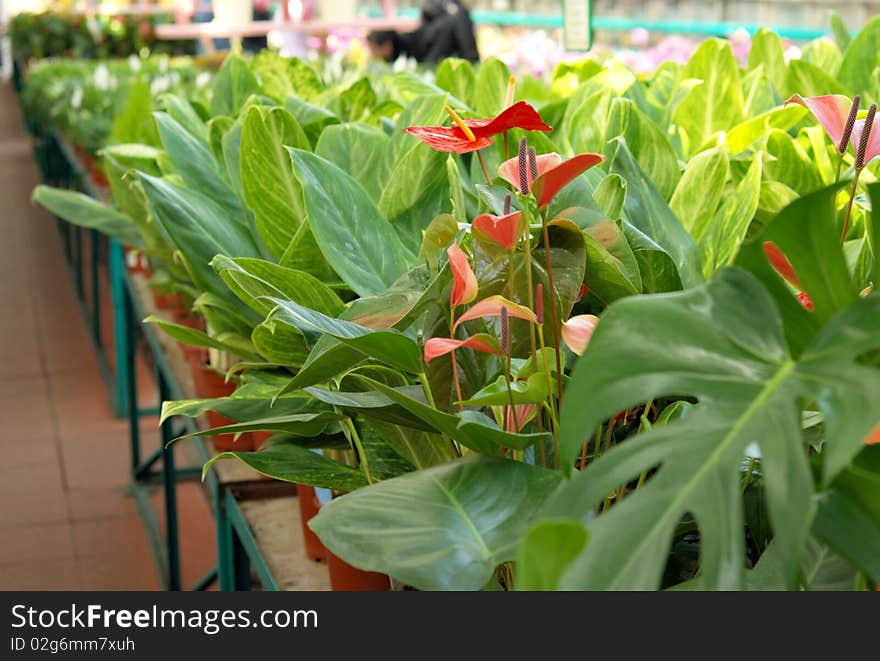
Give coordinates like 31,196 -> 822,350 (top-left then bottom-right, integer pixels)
32,20 -> 880,590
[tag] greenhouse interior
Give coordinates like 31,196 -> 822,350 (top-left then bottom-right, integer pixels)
0,0 -> 878,594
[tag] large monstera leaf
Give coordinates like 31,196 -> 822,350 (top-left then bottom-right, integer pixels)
310,456 -> 563,590
550,268 -> 880,590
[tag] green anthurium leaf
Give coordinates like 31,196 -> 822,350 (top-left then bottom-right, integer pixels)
459,372 -> 551,406
153,111 -> 244,217
699,154 -> 763,275
182,412 -> 343,439
303,384 -> 437,433
137,173 -> 268,317
205,439 -> 368,491
219,111 -> 246,203
284,95 -> 339,147
337,77 -> 376,123
551,269 -> 880,589
420,214 -> 459,275
726,106 -> 806,155
800,37 -> 843,76
240,105 -> 310,260
288,148 -> 414,297
309,456 -> 563,590
208,115 -> 234,168
593,173 -> 626,220
31,185 -> 144,248
515,520 -> 590,591
210,53 -> 260,117
800,536 -> 860,590
783,59 -> 848,99
605,97 -> 680,200
830,12 -> 852,52
359,422 -> 415,481
212,255 -> 344,318
161,388 -> 317,425
360,377 -> 550,453
669,147 -> 728,237
837,15 -> 880,97
251,318 -> 310,366
435,57 -> 476,104
378,137 -> 448,230
160,93 -> 210,143
748,28 -> 787,95
265,297 -> 423,375
740,67 -> 778,119
315,123 -> 388,201
765,130 -> 823,194
474,56 -> 511,117
609,138 -> 703,288
813,482 -> 880,583
674,38 -> 744,156
143,316 -> 258,360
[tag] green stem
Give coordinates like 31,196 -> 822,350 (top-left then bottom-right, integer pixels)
835,152 -> 844,182
540,213 -> 565,410
343,417 -> 373,485
537,325 -> 559,467
476,149 -> 492,186
419,372 -> 460,458
841,169 -> 861,243
521,211 -> 538,360
503,352 -> 517,435
507,249 -> 515,299
449,307 -> 464,408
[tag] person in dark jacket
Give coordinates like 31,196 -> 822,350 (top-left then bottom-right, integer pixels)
367,0 -> 479,63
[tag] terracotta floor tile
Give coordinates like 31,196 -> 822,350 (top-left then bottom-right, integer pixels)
66,486 -> 139,522
0,557 -> 82,590
0,520 -> 74,564
76,554 -> 160,591
0,432 -> 58,468
0,462 -> 69,528
71,515 -> 151,559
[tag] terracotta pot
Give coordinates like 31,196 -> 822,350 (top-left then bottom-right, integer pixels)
194,364 -> 254,452
152,290 -> 184,310
326,551 -> 391,591
123,245 -> 151,275
295,484 -> 328,562
251,430 -> 273,450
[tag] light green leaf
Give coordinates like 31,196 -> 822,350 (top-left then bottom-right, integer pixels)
516,520 -> 589,591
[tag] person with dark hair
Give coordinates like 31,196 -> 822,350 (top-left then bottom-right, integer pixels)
367,0 -> 479,64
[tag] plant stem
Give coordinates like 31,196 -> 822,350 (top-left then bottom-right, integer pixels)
507,249 -> 515,299
476,149 -> 492,186
419,372 -> 460,457
537,324 -> 559,467
835,153 -> 844,182
841,169 -> 861,242
343,417 -> 373,484
521,211 -> 538,359
503,353 -> 516,435
540,215 -> 565,409
449,307 -> 464,408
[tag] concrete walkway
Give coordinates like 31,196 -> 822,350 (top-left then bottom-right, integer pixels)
0,81 -> 215,590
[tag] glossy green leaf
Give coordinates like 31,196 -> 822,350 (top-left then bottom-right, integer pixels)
310,456 -> 562,590
210,53 -> 259,117
315,123 -> 389,201
435,58 -> 476,104
206,440 -> 368,491
287,149 -> 414,297
240,106 -> 309,260
669,147 -> 728,237
747,28 -> 787,94
516,520 -> 589,591
32,185 -> 144,247
474,57 -> 511,117
837,15 -> 880,97
553,269 -> 880,589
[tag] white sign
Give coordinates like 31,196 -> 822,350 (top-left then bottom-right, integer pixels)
563,0 -> 593,51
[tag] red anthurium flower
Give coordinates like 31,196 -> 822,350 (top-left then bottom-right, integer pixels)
499,152 -> 605,207
786,94 -> 858,150
403,101 -> 552,154
454,295 -> 538,330
448,244 -> 478,307
471,211 -> 525,250
866,423 -> 880,445
561,314 -> 599,356
423,334 -> 501,363
504,403 -> 536,433
762,242 -> 814,312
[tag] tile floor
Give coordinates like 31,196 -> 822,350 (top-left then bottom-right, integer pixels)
0,82 -> 216,590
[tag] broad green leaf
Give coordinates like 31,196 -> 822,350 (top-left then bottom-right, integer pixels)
783,59 -> 848,99
206,440 -> 368,491
605,97 -> 680,200
154,111 -> 243,217
516,520 -> 589,591
800,536 -> 859,590
288,149 -> 414,297
726,106 -> 806,154
669,147 -> 728,236
184,412 -> 343,439
593,174 -> 626,220
747,28 -> 787,95
765,129 -> 823,194
161,384 -> 317,424
740,67 -> 777,119
435,58 -> 477,104
240,106 -> 310,259
210,53 -> 260,117
474,57 -> 511,117
801,37 -> 843,76
551,269 -> 880,589
144,316 -> 258,359
266,298 -> 423,374
315,123 -> 389,201
699,154 -> 762,274
212,255 -> 344,317
674,39 -> 744,155
284,95 -> 339,147
252,318 -> 310,366
31,185 -> 144,247
838,15 -> 880,97
608,138 -> 703,288
459,373 -> 552,406
338,77 -> 376,122
310,456 -> 563,590
831,12 -> 852,52
378,137 -> 448,228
